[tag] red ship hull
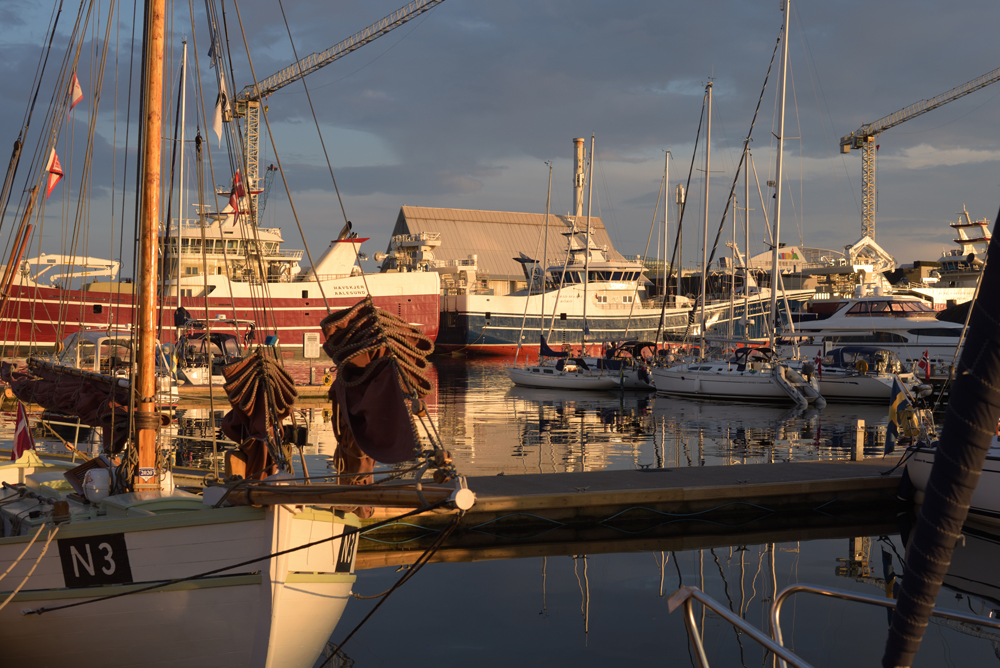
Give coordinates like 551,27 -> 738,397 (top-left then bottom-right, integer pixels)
0,284 -> 439,356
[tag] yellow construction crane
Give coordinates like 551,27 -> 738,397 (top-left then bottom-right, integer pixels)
226,0 -> 446,213
840,66 -> 1000,238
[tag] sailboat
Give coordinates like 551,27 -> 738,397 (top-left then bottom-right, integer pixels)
508,137 -> 623,392
650,23 -> 821,408
0,3 -> 471,666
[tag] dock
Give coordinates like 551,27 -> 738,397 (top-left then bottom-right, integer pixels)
357,458 -> 906,569
176,384 -> 332,404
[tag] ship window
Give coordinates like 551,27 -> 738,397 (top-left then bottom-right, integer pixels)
907,328 -> 961,338
543,369 -> 553,374
560,313 -> 567,321
596,294 -> 608,303
623,295 -> 634,303
93,304 -> 102,314
302,290 -> 309,299
845,302 -> 870,315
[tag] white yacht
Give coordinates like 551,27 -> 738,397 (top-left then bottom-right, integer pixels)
793,287 -> 965,373
793,346 -> 925,403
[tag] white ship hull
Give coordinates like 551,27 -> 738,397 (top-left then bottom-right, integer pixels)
0,464 -> 358,668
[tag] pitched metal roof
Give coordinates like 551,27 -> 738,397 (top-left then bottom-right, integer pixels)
389,206 -> 624,281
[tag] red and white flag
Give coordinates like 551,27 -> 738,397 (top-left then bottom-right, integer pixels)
69,73 -> 83,110
228,171 -> 244,224
917,350 -> 930,381
11,402 -> 35,461
45,148 -> 64,199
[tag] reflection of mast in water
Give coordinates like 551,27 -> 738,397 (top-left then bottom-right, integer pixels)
573,555 -> 590,640
711,547 -> 748,667
540,556 -> 548,617
655,551 -> 668,597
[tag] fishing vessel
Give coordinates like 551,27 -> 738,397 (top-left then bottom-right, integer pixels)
0,218 -> 440,354
423,138 -> 811,357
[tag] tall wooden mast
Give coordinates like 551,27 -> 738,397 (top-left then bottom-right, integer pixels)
135,0 -> 166,490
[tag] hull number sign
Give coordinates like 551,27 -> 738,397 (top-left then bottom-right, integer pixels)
57,533 -> 134,587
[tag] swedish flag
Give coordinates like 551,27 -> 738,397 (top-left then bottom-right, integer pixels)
887,375 -> 912,443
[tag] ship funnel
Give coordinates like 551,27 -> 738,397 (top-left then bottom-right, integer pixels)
336,220 -> 353,241
573,138 -> 585,219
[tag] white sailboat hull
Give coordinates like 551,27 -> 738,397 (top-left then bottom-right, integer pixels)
508,366 -> 620,391
908,443 -> 1000,526
652,366 -> 791,401
0,495 -> 358,668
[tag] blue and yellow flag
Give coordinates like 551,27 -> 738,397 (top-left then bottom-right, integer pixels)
887,375 -> 912,443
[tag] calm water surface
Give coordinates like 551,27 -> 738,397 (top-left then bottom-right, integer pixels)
8,357 -> 997,666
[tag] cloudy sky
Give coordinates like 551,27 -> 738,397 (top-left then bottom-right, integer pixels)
1,0 -> 999,277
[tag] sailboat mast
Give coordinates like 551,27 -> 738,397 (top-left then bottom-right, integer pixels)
699,82 -> 712,360
135,0 -> 166,489
583,134 -> 595,354
663,151 -> 669,316
177,40 -> 187,309
744,143 -> 750,337
768,0 -> 791,350
541,162 -> 552,354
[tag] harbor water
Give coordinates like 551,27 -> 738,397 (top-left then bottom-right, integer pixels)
6,357 -> 997,666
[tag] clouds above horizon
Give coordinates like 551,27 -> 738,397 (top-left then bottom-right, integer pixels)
1,0 -> 998,271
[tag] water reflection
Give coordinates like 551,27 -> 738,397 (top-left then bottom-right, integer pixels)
337,526 -> 1000,667
3,356 -> 906,478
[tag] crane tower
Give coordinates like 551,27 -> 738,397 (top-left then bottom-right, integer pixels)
840,66 -> 1000,238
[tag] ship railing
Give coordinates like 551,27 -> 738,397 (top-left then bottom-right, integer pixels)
392,232 -> 441,245
669,583 -> 1000,668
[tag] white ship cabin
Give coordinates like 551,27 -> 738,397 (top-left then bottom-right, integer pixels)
158,203 -> 365,297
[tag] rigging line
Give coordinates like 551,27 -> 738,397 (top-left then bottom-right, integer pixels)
690,22 -> 783,335
596,154 -> 620,251
230,0 -> 333,313
623,163 -> 665,339
653,89 -> 706,345
25,500 -> 450,617
190,0 -> 239,321
792,4 -> 859,223
787,60 -> 805,248
326,515 -> 462,661
61,0 -> 119,341
512,163 -> 550,364
157,55 -> 188,342
277,0 -> 349,228
195,132 -> 221,480
111,0 -> 140,335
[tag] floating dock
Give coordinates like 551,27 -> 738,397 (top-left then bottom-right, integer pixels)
358,459 -> 905,569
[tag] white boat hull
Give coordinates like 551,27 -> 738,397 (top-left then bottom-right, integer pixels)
907,443 -> 1000,526
0,485 -> 358,668
652,366 -> 790,401
508,366 -> 620,391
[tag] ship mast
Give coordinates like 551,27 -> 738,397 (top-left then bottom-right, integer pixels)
767,0 -> 791,350
135,0 -> 166,490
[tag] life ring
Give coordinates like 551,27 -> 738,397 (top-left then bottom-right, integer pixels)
322,369 -> 334,385
855,359 -> 869,374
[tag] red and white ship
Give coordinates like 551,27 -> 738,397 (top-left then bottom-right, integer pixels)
0,212 -> 439,354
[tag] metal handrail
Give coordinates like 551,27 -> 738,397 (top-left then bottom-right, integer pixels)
670,582 -> 1000,668
770,583 -> 1000,668
667,586 -> 814,668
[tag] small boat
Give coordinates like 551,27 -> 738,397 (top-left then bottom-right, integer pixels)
50,328 -> 178,403
652,347 -> 820,406
508,354 -> 622,391
793,346 -> 926,403
175,317 -> 255,386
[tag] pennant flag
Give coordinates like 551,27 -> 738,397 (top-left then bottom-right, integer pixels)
207,23 -> 219,69
228,171 -> 244,224
69,73 -> 83,110
917,350 -> 930,381
45,148 -> 64,199
212,76 -> 229,147
11,402 -> 35,461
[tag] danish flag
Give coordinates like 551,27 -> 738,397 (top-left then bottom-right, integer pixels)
11,402 -> 35,461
